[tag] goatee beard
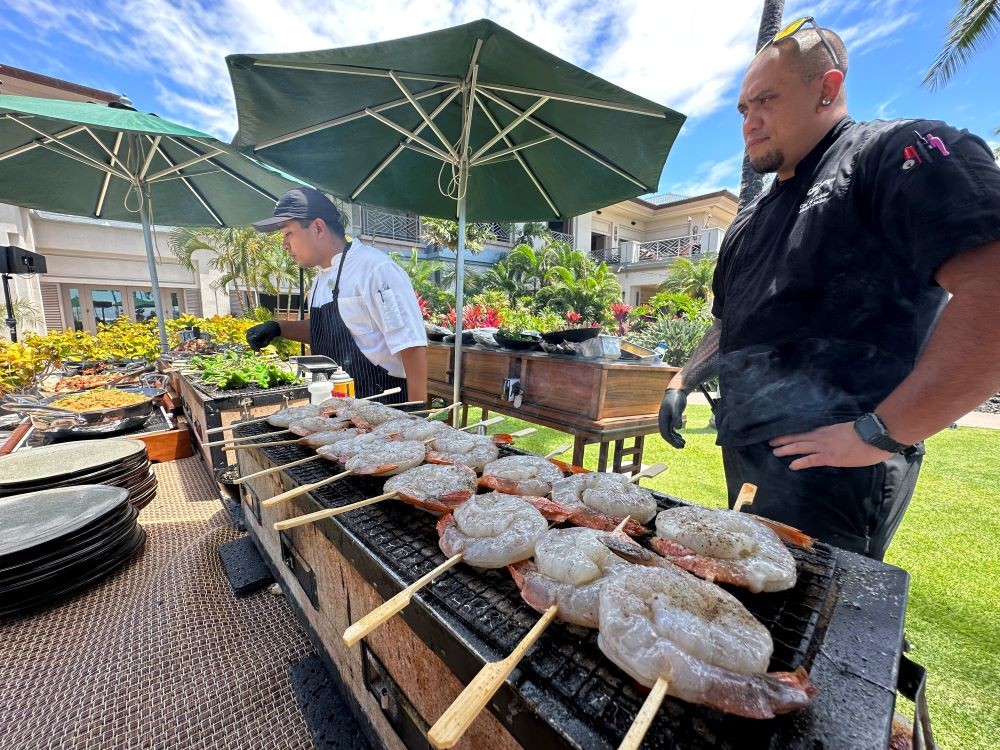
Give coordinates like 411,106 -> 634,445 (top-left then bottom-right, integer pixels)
750,149 -> 784,174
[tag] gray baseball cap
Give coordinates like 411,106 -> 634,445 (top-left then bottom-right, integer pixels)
252,187 -> 343,232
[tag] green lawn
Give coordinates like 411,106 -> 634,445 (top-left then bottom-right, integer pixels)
467,404 -> 1000,750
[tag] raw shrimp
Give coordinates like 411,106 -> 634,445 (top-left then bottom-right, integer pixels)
383,464 -> 479,513
315,432 -> 380,463
345,439 -> 425,476
288,416 -> 350,437
425,431 -> 499,471
509,527 -> 629,627
478,455 -> 564,496
535,473 -> 656,536
303,427 -> 366,449
372,416 -> 454,442
437,492 -> 547,568
267,405 -> 322,428
340,402 -> 412,430
598,565 -> 816,719
650,506 -> 798,593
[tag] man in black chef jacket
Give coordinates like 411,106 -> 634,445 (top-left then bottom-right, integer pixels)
658,20 -> 1000,559
246,188 -> 427,403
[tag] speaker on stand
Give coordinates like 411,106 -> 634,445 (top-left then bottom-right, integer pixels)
0,246 -> 48,343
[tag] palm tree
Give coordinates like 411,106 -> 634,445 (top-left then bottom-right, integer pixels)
659,256 -> 718,302
514,221 -> 553,247
479,259 -> 531,306
924,1 -> 1000,89
420,217 -> 497,254
544,261 -> 623,323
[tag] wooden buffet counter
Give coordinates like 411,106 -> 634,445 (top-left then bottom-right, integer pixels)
425,342 -> 677,472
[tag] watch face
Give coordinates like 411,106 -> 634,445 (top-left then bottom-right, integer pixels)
855,415 -> 881,443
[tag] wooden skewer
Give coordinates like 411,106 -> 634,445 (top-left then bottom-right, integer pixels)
629,462 -> 667,483
342,553 -> 464,647
203,429 -> 292,447
544,444 -> 572,459
459,415 -> 504,431
261,469 -> 352,508
360,387 -> 401,400
428,604 -> 560,749
733,482 -> 757,513
617,676 -> 670,750
233,454 -> 322,485
508,427 -> 536,438
273,491 -> 399,531
224,437 -> 312,451
203,414 -> 276,435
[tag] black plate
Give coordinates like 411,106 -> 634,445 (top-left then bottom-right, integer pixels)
541,327 -> 601,345
426,330 -> 449,342
0,439 -> 146,491
494,333 -> 542,351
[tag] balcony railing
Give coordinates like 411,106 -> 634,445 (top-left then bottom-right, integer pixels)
591,244 -> 621,263
361,207 -> 419,243
481,222 -> 514,244
550,230 -> 574,246
636,236 -> 703,262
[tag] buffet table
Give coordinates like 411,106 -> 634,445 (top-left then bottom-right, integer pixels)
426,342 -> 678,472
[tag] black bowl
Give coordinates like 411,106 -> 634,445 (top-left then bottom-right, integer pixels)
541,327 -> 602,345
426,330 -> 448,342
494,333 -> 541,351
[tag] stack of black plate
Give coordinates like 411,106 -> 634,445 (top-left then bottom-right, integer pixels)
0,485 -> 146,617
0,438 -> 158,509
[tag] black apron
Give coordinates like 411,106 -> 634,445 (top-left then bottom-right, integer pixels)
309,244 -> 408,403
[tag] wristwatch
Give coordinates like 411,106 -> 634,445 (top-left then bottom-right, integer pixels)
853,413 -> 911,453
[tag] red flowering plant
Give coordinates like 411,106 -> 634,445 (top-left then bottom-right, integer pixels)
414,293 -> 432,320
441,304 -> 506,330
611,303 -> 632,336
564,310 -> 583,327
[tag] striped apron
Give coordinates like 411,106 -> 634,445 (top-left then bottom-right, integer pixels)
309,243 -> 409,403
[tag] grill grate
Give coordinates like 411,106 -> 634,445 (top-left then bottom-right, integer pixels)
237,422 -> 839,749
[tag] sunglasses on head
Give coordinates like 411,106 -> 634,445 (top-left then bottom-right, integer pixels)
758,17 -> 841,69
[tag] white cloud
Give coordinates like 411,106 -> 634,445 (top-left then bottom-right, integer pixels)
665,151 -> 744,196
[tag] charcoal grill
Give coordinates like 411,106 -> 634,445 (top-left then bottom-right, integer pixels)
235,421 -> 909,750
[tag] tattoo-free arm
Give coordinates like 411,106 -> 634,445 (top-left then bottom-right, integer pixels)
275,319 -> 311,345
667,319 -> 721,392
399,346 -> 428,402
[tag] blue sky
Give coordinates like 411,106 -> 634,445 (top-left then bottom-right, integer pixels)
2,0 -> 998,198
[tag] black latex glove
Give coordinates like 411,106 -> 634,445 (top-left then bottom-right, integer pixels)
246,320 -> 281,351
658,389 -> 687,449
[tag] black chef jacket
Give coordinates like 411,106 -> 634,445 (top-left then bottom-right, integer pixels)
713,117 -> 1000,447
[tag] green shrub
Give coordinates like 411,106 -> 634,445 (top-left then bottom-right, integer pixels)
627,313 -> 713,366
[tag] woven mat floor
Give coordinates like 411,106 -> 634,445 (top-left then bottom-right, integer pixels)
0,457 -> 315,750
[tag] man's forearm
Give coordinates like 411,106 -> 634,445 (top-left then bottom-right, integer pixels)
878,241 -> 1000,444
276,319 -> 311,345
667,319 -> 721,392
399,346 -> 428,402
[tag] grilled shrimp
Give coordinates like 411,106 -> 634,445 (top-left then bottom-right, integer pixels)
649,507 -> 798,593
344,439 -> 425,476
373,417 -> 454,442
267,405 -> 322,428
288,416 -> 350,437
437,492 -> 547,568
598,565 -> 816,719
302,427 -> 366,449
425,431 -> 499,471
342,403 -> 412,430
509,527 -> 628,627
531,473 -> 656,537
478,455 -> 564,497
315,432 -> 380,463
383,464 -> 479,514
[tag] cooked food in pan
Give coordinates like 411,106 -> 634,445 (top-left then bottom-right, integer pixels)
49,390 -> 148,412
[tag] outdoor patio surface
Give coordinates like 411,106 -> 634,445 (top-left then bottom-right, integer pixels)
0,457 -> 315,750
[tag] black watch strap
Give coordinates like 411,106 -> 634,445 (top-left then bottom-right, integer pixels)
854,413 -> 911,453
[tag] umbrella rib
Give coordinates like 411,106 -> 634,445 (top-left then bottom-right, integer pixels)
478,88 -> 650,190
469,96 -> 548,163
364,108 -> 455,164
150,141 -> 223,226
95,132 -> 124,218
388,71 -> 457,161
473,94 -> 559,217
139,136 -> 162,180
349,87 -> 461,201
254,84 -> 457,151
470,134 -> 556,166
6,115 -> 131,180
145,148 -> 225,182
82,126 -> 131,175
162,136 -> 286,202
0,123 -> 86,162
478,82 -> 667,118
252,59 -> 462,86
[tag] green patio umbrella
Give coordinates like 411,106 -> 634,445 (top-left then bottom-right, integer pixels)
227,18 -> 685,409
0,94 -> 303,352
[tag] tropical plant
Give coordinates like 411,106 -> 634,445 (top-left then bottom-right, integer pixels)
419,217 -> 497,254
648,291 -> 707,319
1,298 -> 43,339
500,306 -> 564,334
658,256 -> 717,302
627,313 -> 714,367
391,249 -> 453,315
440,304 -> 505,330
541,261 -> 623,325
478,259 -> 530,306
924,0 -> 1000,90
514,221 -> 553,247
611,302 -> 632,336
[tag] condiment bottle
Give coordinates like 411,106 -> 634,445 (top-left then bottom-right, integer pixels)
307,374 -> 334,404
329,367 -> 355,398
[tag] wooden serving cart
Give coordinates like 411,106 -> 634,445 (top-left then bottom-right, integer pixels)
426,342 -> 678,473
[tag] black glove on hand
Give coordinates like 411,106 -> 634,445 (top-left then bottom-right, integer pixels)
246,321 -> 281,351
658,389 -> 687,449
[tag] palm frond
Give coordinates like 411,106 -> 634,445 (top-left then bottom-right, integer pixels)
924,0 -> 1000,89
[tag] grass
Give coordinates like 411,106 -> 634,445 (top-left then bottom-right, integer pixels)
466,404 -> 1000,750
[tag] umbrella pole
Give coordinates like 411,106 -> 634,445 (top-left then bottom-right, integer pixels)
136,183 -> 170,354
451,194 -> 466,426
